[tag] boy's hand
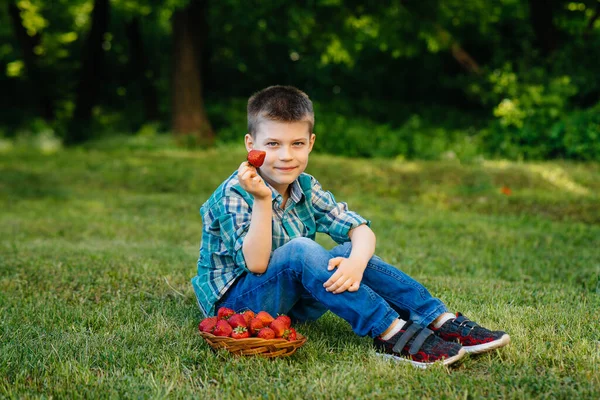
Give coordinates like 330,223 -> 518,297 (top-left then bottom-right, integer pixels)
238,161 -> 272,200
323,257 -> 365,294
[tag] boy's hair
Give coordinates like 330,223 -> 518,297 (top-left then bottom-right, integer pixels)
247,85 -> 314,137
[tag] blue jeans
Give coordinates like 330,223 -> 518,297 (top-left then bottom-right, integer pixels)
216,237 -> 448,338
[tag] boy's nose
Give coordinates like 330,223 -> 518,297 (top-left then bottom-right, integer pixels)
279,147 -> 293,160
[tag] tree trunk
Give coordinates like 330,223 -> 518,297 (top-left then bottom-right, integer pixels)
66,0 -> 109,145
171,0 -> 214,146
528,0 -> 558,56
8,1 -> 54,120
126,17 -> 159,122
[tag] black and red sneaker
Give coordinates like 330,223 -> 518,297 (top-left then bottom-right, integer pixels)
374,320 -> 465,368
433,313 -> 510,354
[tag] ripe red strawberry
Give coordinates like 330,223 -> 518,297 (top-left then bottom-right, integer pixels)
213,320 -> 233,337
242,310 -> 255,325
269,319 -> 287,338
257,327 -> 275,340
275,315 -> 292,329
283,327 -> 297,341
247,150 -> 266,168
231,326 -> 250,339
249,317 -> 265,336
217,307 -> 235,320
256,311 -> 274,326
198,316 -> 218,333
227,314 -> 247,329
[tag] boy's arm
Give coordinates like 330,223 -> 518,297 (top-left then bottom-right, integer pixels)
322,224 -> 376,294
237,161 -> 273,274
348,224 -> 376,265
242,197 -> 272,274
308,175 -> 370,244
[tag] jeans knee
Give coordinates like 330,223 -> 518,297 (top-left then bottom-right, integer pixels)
287,237 -> 329,273
287,237 -> 320,254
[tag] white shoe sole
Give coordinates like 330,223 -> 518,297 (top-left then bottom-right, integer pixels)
376,347 -> 466,369
463,334 -> 511,354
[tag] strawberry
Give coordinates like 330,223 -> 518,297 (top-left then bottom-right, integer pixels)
257,327 -> 275,340
227,313 -> 248,329
269,319 -> 287,338
213,320 -> 233,337
247,150 -> 266,168
198,316 -> 218,333
217,307 -> 235,320
275,315 -> 292,329
242,310 -> 255,325
256,311 -> 274,326
231,326 -> 250,339
283,327 -> 297,341
249,317 -> 265,336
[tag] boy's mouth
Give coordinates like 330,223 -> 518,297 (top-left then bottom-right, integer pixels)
275,166 -> 297,172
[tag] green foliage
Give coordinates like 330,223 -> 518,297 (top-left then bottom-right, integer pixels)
460,56 -> 600,161
1,0 -> 599,160
560,102 -> 600,161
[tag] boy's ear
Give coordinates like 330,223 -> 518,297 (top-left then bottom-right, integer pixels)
308,133 -> 316,152
244,133 -> 254,152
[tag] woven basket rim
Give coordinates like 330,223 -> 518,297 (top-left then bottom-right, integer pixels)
198,329 -> 307,357
199,330 -> 306,344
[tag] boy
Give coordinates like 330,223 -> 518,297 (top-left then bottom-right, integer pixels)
191,86 -> 510,367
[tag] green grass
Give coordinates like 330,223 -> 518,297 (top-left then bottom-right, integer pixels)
1,136 -> 599,399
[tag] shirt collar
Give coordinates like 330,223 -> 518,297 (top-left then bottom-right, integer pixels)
289,179 -> 303,203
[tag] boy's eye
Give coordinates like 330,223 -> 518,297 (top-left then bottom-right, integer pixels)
293,142 -> 305,146
266,142 -> 278,146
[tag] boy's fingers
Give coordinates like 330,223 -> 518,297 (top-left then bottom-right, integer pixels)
333,278 -> 353,294
327,257 -> 344,270
323,271 -> 343,289
238,162 -> 251,175
348,282 -> 360,292
327,275 -> 349,292
238,162 -> 256,175
240,169 -> 255,182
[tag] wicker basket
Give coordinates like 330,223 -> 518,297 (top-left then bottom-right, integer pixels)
199,331 -> 307,358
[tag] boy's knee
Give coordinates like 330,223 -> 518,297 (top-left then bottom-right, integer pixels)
286,237 -> 329,269
287,237 -> 320,252
288,237 -> 314,244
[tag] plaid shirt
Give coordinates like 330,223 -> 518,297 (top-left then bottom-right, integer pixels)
190,171 -> 370,317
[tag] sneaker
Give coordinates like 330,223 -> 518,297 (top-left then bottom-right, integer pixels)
374,320 -> 465,368
433,313 -> 510,354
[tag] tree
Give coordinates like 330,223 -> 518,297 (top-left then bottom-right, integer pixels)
171,0 -> 214,146
528,0 -> 559,56
66,0 -> 110,145
126,17 -> 159,122
8,0 -> 54,120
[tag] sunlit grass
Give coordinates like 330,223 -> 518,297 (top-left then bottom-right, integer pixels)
1,137 -> 599,398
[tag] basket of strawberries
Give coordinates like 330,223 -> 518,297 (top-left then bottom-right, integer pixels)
198,307 -> 307,358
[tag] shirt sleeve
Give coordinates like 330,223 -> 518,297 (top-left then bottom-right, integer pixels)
216,194 -> 252,271
309,176 -> 370,244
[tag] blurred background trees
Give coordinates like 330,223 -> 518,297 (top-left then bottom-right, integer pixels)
1,0 -> 599,160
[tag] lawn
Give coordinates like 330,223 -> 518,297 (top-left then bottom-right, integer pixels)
1,136 -> 599,398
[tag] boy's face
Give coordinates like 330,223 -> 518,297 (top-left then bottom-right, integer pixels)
245,119 -> 315,196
